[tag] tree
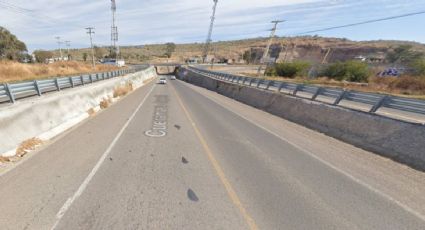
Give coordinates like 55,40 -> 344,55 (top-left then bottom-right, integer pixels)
0,26 -> 27,60
33,50 -> 53,63
94,46 -> 105,60
82,52 -> 88,62
386,45 -> 423,65
164,42 -> 176,58
242,50 -> 251,64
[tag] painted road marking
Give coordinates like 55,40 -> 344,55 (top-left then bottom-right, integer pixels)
170,83 -> 259,230
51,84 -> 156,230
145,95 -> 169,138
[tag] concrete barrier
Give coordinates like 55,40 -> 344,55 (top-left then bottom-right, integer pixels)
178,68 -> 425,171
0,67 -> 157,157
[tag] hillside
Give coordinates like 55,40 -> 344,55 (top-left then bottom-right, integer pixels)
60,36 -> 425,65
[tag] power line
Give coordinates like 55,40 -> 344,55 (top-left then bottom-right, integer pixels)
295,10 -> 425,35
86,27 -> 96,68
257,20 -> 284,76
55,36 -> 63,60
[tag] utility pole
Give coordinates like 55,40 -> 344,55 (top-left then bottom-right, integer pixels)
55,36 -> 63,60
110,0 -> 119,59
257,20 -> 284,76
86,27 -> 96,68
202,0 -> 218,63
65,41 -> 71,60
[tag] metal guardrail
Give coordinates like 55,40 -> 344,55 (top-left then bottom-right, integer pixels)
187,66 -> 425,122
0,65 -> 149,104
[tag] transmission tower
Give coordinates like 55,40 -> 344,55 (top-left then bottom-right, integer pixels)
257,20 -> 284,76
202,0 -> 218,63
86,27 -> 96,68
110,0 -> 119,58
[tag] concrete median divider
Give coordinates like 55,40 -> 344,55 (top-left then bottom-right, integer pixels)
0,67 -> 157,158
178,68 -> 425,171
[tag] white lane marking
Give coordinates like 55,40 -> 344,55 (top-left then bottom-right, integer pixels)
180,82 -> 425,222
51,84 -> 156,230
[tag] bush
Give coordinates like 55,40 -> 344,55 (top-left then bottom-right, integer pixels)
321,61 -> 370,82
410,59 -> 425,76
267,61 -> 310,78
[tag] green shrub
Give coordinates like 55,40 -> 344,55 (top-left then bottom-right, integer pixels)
410,59 -> 425,77
321,61 -> 370,82
267,61 -> 310,78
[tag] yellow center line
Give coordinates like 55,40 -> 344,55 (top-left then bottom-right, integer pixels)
170,83 -> 259,230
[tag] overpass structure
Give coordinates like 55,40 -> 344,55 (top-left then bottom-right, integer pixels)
0,67 -> 424,229
152,63 -> 182,75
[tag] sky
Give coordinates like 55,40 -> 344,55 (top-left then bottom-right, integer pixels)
1,0 -> 425,52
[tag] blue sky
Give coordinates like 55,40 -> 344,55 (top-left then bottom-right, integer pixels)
1,0 -> 425,52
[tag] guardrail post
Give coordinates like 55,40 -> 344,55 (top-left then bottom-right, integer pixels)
266,81 -> 274,90
278,82 -> 286,92
293,84 -> 302,95
34,80 -> 42,96
256,79 -> 263,88
89,75 -> 93,83
249,78 -> 255,86
5,83 -> 15,103
69,77 -> 74,88
334,90 -> 348,105
370,95 -> 389,113
80,76 -> 84,85
311,87 -> 323,100
55,78 -> 61,91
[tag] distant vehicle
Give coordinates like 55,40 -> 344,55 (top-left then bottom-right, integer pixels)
170,76 -> 176,80
159,77 -> 167,84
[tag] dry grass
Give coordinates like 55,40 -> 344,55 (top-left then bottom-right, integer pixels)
113,83 -> 133,98
99,98 -> 111,109
15,138 -> 43,157
0,156 -> 10,163
0,61 -> 123,83
87,108 -> 96,116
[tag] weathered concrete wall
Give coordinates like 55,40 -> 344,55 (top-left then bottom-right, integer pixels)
0,67 -> 157,157
177,68 -> 425,171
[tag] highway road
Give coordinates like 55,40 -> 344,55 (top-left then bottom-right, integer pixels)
1,76 -> 425,229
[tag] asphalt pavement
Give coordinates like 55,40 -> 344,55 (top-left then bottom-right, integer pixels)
0,76 -> 424,230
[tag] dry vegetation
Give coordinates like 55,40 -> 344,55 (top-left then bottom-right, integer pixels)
99,98 -> 111,109
15,138 -> 43,157
113,83 -> 133,98
0,61 -> 123,83
0,156 -> 10,163
87,108 -> 96,116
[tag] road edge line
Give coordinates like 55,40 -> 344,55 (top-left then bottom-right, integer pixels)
51,83 -> 156,230
180,81 -> 425,223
